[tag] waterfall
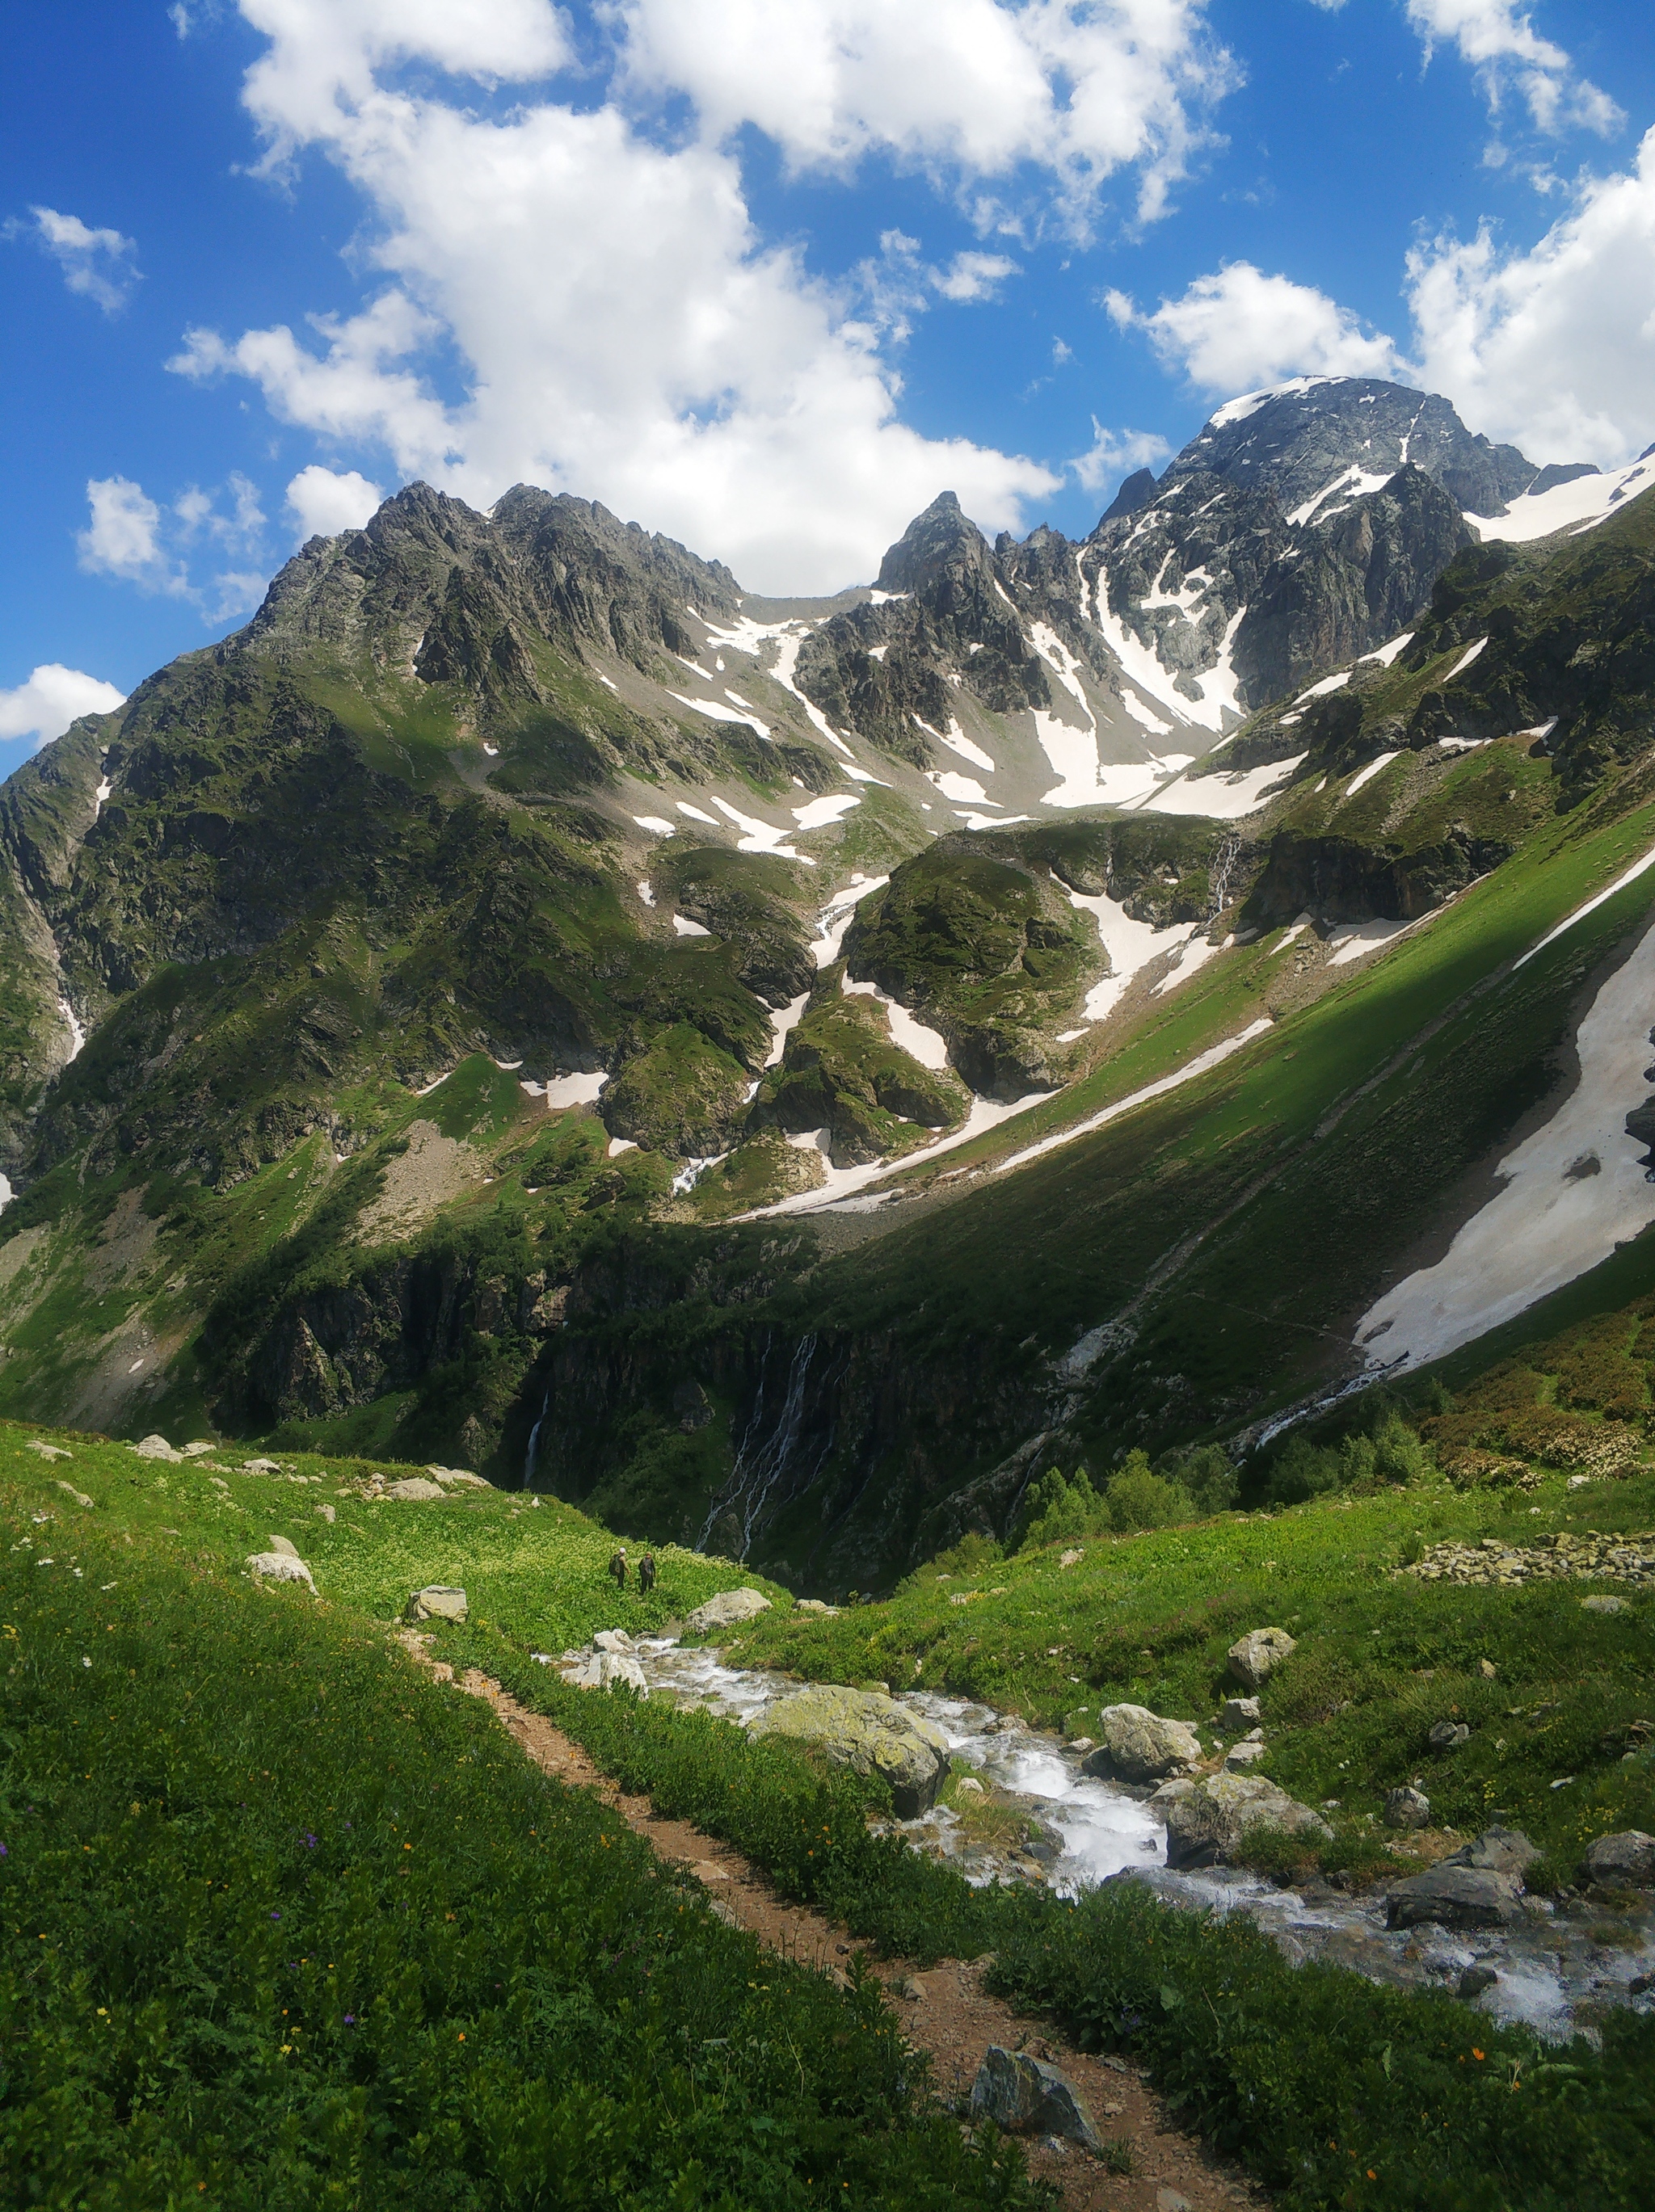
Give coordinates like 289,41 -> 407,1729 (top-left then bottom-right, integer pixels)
1208,831 -> 1242,919
524,1381 -> 552,1488
697,1332 -> 819,1559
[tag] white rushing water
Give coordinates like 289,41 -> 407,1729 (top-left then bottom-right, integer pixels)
545,1634 -> 1655,2038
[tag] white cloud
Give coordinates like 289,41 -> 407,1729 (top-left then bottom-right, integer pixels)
933,250 -> 1020,303
1106,263 -> 1403,395
76,475 -> 275,616
168,4 -> 1212,592
286,464 -> 385,540
14,205 -> 140,313
0,664 -> 126,748
617,0 -> 1236,229
1404,2 -> 1622,138
1407,125 -> 1655,465
1069,419 -> 1172,496
78,477 -> 172,586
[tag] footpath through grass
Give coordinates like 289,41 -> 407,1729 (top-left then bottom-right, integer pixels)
0,1480 -> 1036,2210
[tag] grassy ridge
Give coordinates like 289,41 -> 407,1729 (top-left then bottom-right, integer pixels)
0,1487 -> 1036,2210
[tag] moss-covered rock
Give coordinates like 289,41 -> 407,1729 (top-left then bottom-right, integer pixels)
749,973 -> 968,1167
602,1023 -> 752,1156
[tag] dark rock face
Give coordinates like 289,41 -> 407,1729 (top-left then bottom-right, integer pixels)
1160,377 -> 1543,519
1385,1864 -> 1526,1931
1579,1831 -> 1655,1887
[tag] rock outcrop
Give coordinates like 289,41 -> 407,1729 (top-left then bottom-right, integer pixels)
1158,1773 -> 1331,1869
1081,1704 -> 1202,1783
747,1684 -> 950,1816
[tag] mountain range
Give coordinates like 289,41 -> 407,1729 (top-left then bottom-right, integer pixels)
4,371 -> 1655,1591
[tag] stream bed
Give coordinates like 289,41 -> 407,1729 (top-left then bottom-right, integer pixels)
550,1635 -> 1655,2041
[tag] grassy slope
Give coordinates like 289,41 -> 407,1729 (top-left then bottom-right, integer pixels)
0,1461 -> 1034,2210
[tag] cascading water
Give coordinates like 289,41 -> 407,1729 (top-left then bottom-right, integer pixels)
697,1333 -> 820,1557
523,1381 -> 552,1488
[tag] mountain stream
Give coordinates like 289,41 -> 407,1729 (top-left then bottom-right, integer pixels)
547,1634 -> 1654,2042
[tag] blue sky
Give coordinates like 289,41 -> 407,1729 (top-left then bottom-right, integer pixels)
4,0 -> 1654,780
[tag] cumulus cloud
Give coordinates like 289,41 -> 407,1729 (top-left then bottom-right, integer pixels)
617,0 -> 1237,229
1404,2 -> 1622,138
286,464 -> 385,540
11,205 -> 140,312
0,664 -> 126,748
1068,419 -> 1173,497
76,475 -> 273,615
1105,263 -> 1403,396
170,2 -> 1241,591
78,477 -> 172,586
1408,125 -> 1655,464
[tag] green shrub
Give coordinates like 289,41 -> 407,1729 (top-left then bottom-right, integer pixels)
1155,1443 -> 1239,1516
1106,1452 -> 1195,1531
1012,1468 -> 1110,1551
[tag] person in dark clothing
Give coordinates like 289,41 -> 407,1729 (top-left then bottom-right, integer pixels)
638,1552 -> 656,1596
609,1547 -> 628,1592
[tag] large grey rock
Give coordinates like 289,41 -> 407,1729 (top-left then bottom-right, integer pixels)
1579,1831 -> 1655,1887
133,1434 -> 185,1463
565,1640 -> 650,1694
1227,1628 -> 1296,1688
1082,1704 -> 1202,1782
1386,1865 -> 1524,1932
1160,1772 -> 1332,1869
385,1477 -> 447,1502
427,1465 -> 491,1490
246,1551 -> 316,1592
684,1588 -> 773,1634
1383,1786 -> 1431,1829
1219,1696 -> 1261,1729
968,2047 -> 1101,2150
748,1684 -> 950,1816
405,1586 -> 468,1624
1446,1825 -> 1540,1878
1223,1737 -> 1266,1770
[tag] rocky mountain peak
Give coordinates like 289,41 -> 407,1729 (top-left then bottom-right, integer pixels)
873,489 -> 993,596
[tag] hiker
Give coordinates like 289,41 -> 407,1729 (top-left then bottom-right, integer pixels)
608,1546 -> 628,1592
638,1552 -> 656,1596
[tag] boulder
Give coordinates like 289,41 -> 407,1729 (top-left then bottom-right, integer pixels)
748,1684 -> 950,1816
267,1534 -> 302,1558
1386,1865 -> 1524,1932
684,1588 -> 773,1634
405,1586 -> 469,1624
969,2047 -> 1101,2151
1429,1720 -> 1472,1751
241,1457 -> 281,1474
133,1434 -> 185,1463
573,1651 -> 649,1693
385,1477 -> 447,1502
1383,1786 -> 1431,1829
55,1480 -> 95,1509
27,1439 -> 71,1460
1223,1737 -> 1266,1770
1578,1831 -> 1655,1887
181,1442 -> 216,1457
592,1629 -> 636,1653
1446,1825 -> 1540,1878
427,1465 -> 491,1489
246,1551 -> 316,1592
1082,1704 -> 1202,1783
1458,1966 -> 1499,2000
1581,1595 -> 1627,1616
794,1598 -> 839,1616
1227,1627 -> 1296,1689
1219,1696 -> 1261,1729
1160,1772 -> 1332,1869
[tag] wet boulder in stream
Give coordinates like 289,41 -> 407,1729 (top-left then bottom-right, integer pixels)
1081,1704 -> 1202,1782
1158,1772 -> 1332,1869
747,1684 -> 951,1815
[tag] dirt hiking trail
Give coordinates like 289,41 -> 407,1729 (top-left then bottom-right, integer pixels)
434,1652 -> 1269,2212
